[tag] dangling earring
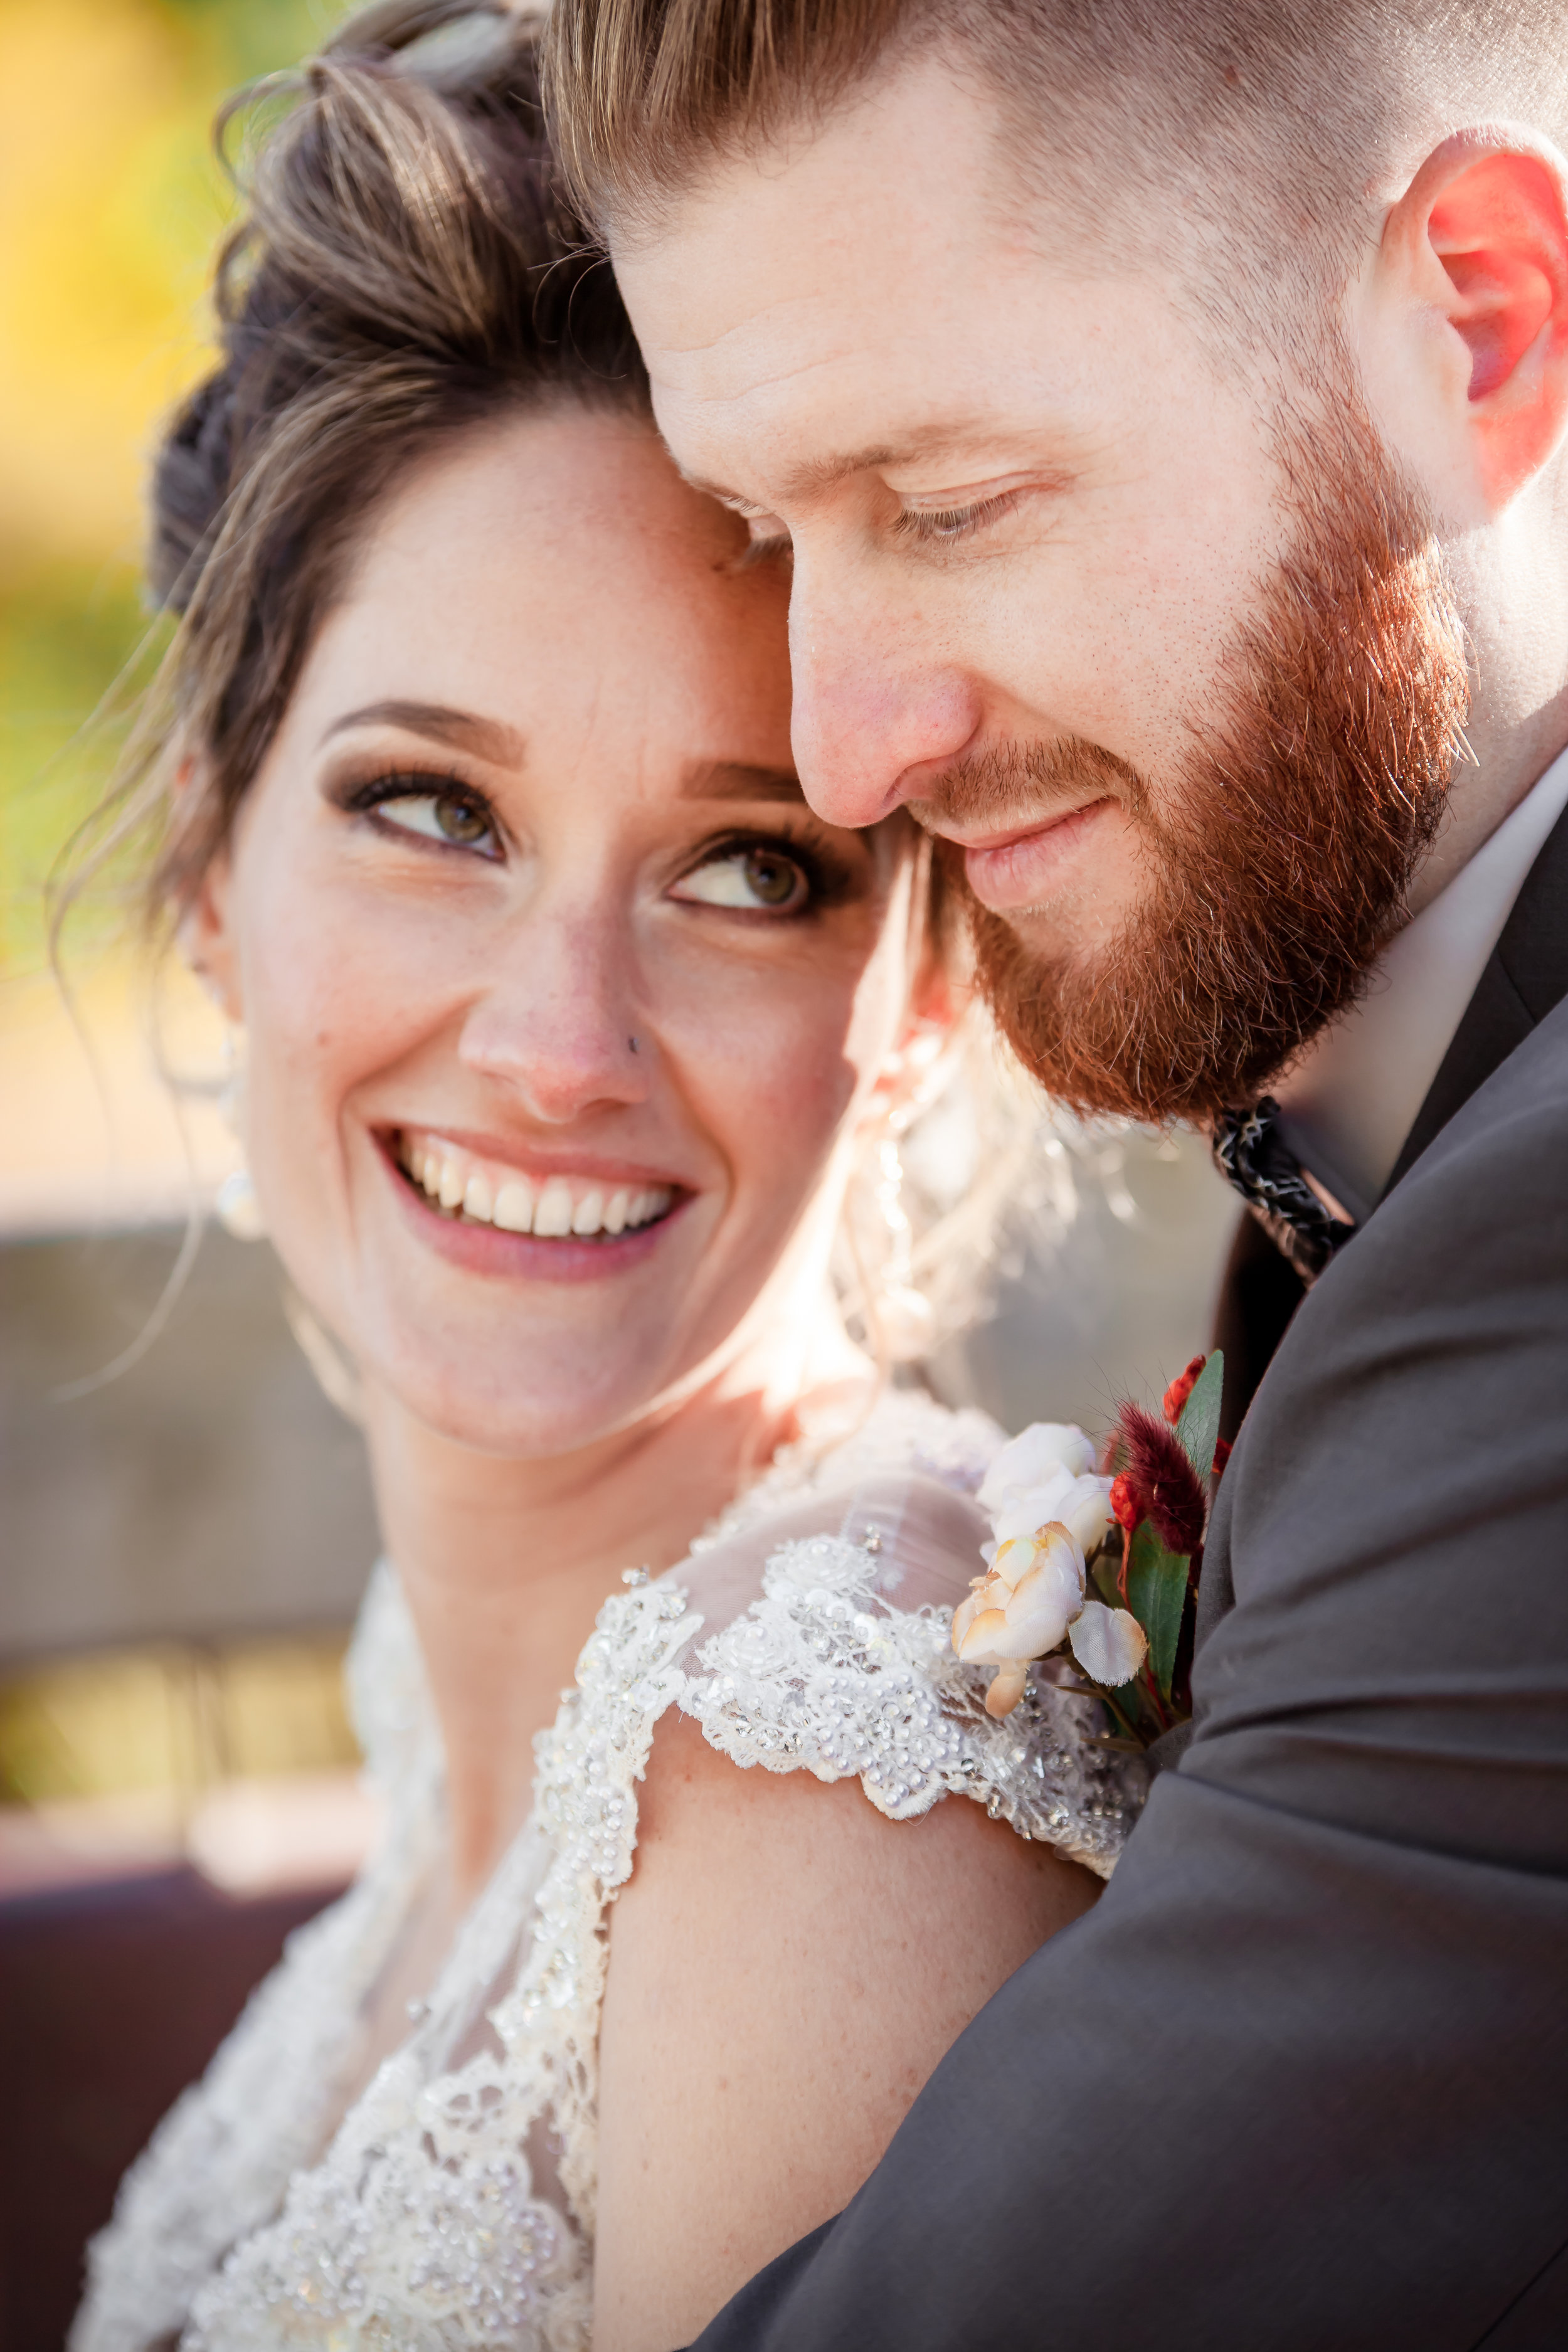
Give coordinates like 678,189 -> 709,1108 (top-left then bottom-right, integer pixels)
216,1167 -> 265,1241
215,1027 -> 265,1241
874,1129 -> 934,1362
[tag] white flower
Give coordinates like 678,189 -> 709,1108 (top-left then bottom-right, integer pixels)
1068,1599 -> 1148,1689
978,1422 -> 1097,1517
952,1521 -> 1087,1717
990,1470 -> 1114,1560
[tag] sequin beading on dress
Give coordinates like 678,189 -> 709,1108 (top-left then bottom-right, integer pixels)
682,1527 -> 1135,1876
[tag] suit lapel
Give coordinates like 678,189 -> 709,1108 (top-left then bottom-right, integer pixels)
1214,793 -> 1568,1425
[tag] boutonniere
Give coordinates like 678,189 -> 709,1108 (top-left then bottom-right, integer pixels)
953,1352 -> 1227,1745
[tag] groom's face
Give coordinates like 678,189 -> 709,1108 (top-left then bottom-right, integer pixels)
612,55 -> 1465,1118
613,57 -> 1276,933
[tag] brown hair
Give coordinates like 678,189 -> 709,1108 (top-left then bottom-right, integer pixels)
544,0 -> 1568,359
65,0 -> 647,938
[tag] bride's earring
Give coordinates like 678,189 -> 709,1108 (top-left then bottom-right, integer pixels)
215,1029 -> 266,1241
874,1130 -> 934,1362
216,1167 -> 266,1241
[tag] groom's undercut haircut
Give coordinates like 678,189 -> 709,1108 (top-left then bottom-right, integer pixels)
545,0 -> 1568,361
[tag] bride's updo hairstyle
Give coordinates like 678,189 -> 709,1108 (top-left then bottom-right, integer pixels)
128,0 -> 647,920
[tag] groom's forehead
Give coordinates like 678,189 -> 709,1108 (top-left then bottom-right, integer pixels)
612,96 -> 1191,494
610,58 -> 1025,352
622,252 -> 1128,506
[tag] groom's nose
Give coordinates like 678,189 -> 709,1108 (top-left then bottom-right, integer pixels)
787,556 -> 982,829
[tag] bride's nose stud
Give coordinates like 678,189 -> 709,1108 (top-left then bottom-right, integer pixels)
394,1131 -> 675,1239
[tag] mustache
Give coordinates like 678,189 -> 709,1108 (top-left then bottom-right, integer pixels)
908,734 -> 1150,835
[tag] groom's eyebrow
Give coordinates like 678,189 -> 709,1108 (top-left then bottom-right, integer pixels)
683,442 -> 901,504
681,760 -> 806,802
683,423 -> 1004,506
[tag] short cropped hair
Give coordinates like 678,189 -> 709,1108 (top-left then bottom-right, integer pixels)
544,0 -> 1568,364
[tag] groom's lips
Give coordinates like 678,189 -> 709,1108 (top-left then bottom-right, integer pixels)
957,797 -> 1115,912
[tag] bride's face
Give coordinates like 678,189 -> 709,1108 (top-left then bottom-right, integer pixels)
191,410 -> 924,1454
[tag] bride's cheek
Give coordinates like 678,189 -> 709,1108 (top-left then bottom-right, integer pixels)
230,872 -> 433,1321
692,962 -> 869,1132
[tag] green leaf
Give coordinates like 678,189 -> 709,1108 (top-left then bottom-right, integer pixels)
1175,1348 -> 1225,1486
1091,1555 -> 1125,1609
1124,1520 -> 1189,1700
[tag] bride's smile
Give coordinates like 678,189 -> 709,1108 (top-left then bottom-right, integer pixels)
390,1130 -> 680,1244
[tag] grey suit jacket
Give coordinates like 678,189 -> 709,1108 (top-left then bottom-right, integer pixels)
688,807 -> 1568,2350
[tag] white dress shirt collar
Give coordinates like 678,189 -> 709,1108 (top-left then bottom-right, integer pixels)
1273,744 -> 1568,1226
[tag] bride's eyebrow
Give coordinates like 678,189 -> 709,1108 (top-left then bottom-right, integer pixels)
679,760 -> 806,803
318,699 -> 524,766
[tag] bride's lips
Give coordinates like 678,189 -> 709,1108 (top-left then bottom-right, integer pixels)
377,1127 -> 692,1283
959,797 -> 1114,912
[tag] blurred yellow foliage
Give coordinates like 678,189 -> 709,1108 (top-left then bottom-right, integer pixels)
0,1633 -> 357,1804
1,0 -> 212,570
0,0 -> 320,972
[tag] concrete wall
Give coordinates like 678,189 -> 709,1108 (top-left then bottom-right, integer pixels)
1,1229 -> 376,1661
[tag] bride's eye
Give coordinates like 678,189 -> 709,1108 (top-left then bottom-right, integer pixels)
365,783 -> 501,858
672,843 -> 812,914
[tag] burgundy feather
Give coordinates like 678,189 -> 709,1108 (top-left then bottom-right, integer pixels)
1114,1402 -> 1208,1559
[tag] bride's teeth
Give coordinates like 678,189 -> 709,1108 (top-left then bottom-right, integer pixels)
572,1188 -> 607,1236
533,1177 -> 575,1237
493,1178 -> 536,1233
403,1135 -> 674,1237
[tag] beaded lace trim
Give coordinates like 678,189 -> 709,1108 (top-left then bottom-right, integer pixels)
682,1530 -> 1138,1877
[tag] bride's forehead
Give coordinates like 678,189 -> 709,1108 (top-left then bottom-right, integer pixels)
310,432 -> 791,718
361,408 -> 756,582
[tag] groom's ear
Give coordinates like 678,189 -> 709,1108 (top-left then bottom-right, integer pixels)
1360,126 -> 1568,517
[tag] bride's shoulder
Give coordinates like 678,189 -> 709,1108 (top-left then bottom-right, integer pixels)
591,1392 -> 1131,2343
667,1389 -> 1141,1875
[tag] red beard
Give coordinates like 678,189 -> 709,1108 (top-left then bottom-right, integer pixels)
947,402 -> 1470,1125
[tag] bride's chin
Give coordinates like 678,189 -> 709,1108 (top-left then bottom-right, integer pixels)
364,1333 -> 682,1463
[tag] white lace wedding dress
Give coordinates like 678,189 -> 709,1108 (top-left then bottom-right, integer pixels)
72,1393 -> 1144,2352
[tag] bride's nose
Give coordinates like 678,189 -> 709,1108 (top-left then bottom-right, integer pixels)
456,902 -> 652,1123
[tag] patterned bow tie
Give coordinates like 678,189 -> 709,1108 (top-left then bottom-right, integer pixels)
1211,1096 -> 1357,1286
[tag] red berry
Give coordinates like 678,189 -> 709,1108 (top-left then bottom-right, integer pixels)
1110,1471 -> 1143,1534
1162,1353 -> 1208,1426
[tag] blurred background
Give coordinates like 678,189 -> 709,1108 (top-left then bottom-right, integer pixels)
0,1 -> 1240,2338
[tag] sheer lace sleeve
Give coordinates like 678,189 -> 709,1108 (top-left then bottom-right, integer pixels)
677,1439 -> 1144,1878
